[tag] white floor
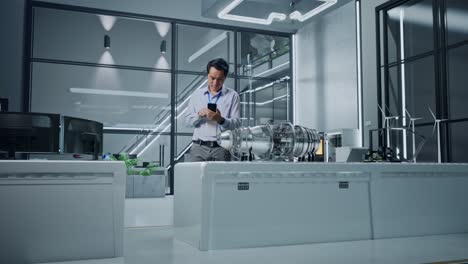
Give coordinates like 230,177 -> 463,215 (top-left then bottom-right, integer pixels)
40,197 -> 468,264
124,197 -> 173,228
42,227 -> 468,264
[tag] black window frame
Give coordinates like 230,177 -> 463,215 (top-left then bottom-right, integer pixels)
376,0 -> 468,163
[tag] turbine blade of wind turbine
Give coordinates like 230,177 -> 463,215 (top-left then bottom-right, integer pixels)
378,105 -> 386,117
428,107 -> 436,120
405,109 -> 412,119
385,105 -> 396,117
412,135 -> 427,162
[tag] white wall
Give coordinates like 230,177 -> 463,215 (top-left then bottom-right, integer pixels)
294,0 -> 390,148
295,1 -> 358,133
0,0 -> 25,112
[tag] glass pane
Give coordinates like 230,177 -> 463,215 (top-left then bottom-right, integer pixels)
379,10 -> 385,66
177,24 -> 234,73
103,133 -> 169,166
104,133 -> 170,191
33,7 -> 171,69
413,124 -> 438,162
237,32 -> 290,78
272,80 -> 290,122
103,133 -> 135,155
175,135 -> 193,162
389,124 -> 405,160
175,73 -> 234,133
380,67 -> 386,104
31,62 -> 171,130
238,78 -> 254,127
387,65 -> 401,120
386,0 -> 434,63
239,77 -> 291,126
446,0 -> 468,46
406,125 -> 417,160
404,56 -> 436,122
385,57 -> 436,158
448,45 -> 468,119
449,121 -> 468,162
386,13 -> 399,65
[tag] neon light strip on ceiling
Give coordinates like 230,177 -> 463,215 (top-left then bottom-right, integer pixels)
218,0 -> 287,25
218,0 -> 337,25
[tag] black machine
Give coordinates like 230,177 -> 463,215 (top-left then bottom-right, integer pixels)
0,112 -> 103,160
62,116 -> 103,160
0,112 -> 60,159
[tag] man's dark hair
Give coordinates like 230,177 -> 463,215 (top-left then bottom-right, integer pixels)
206,58 -> 229,77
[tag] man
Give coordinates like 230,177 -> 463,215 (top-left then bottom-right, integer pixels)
185,58 -> 241,161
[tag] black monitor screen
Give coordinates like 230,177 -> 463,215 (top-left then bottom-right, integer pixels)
62,116 -> 103,156
0,112 -> 60,157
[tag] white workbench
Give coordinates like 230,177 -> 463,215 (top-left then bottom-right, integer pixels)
174,162 -> 468,250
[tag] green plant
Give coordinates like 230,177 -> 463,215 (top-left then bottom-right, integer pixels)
139,163 -> 158,176
109,153 -> 158,176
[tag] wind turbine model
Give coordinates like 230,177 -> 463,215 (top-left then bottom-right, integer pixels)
428,107 -> 448,163
405,109 -> 423,162
378,105 -> 399,150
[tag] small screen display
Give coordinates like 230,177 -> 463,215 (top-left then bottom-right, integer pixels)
207,103 -> 217,112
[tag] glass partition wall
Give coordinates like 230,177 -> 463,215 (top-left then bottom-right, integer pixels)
376,0 -> 468,163
237,33 -> 292,127
26,3 -> 293,194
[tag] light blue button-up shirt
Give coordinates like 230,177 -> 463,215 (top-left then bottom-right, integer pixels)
185,85 -> 241,141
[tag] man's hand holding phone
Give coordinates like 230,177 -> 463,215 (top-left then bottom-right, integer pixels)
207,103 -> 217,112
198,104 -> 223,123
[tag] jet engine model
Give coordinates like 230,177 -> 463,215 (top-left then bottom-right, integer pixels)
217,122 -> 320,161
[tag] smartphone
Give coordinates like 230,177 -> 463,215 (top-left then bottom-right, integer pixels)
207,103 -> 217,112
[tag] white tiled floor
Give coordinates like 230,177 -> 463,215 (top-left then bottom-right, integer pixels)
43,227 -> 468,264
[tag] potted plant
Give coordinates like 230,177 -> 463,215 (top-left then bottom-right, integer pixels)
109,153 -> 165,198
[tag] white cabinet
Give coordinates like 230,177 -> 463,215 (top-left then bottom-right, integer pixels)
0,160 -> 126,263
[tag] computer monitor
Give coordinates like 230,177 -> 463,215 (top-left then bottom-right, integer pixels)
62,116 -> 103,159
0,112 -> 60,159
